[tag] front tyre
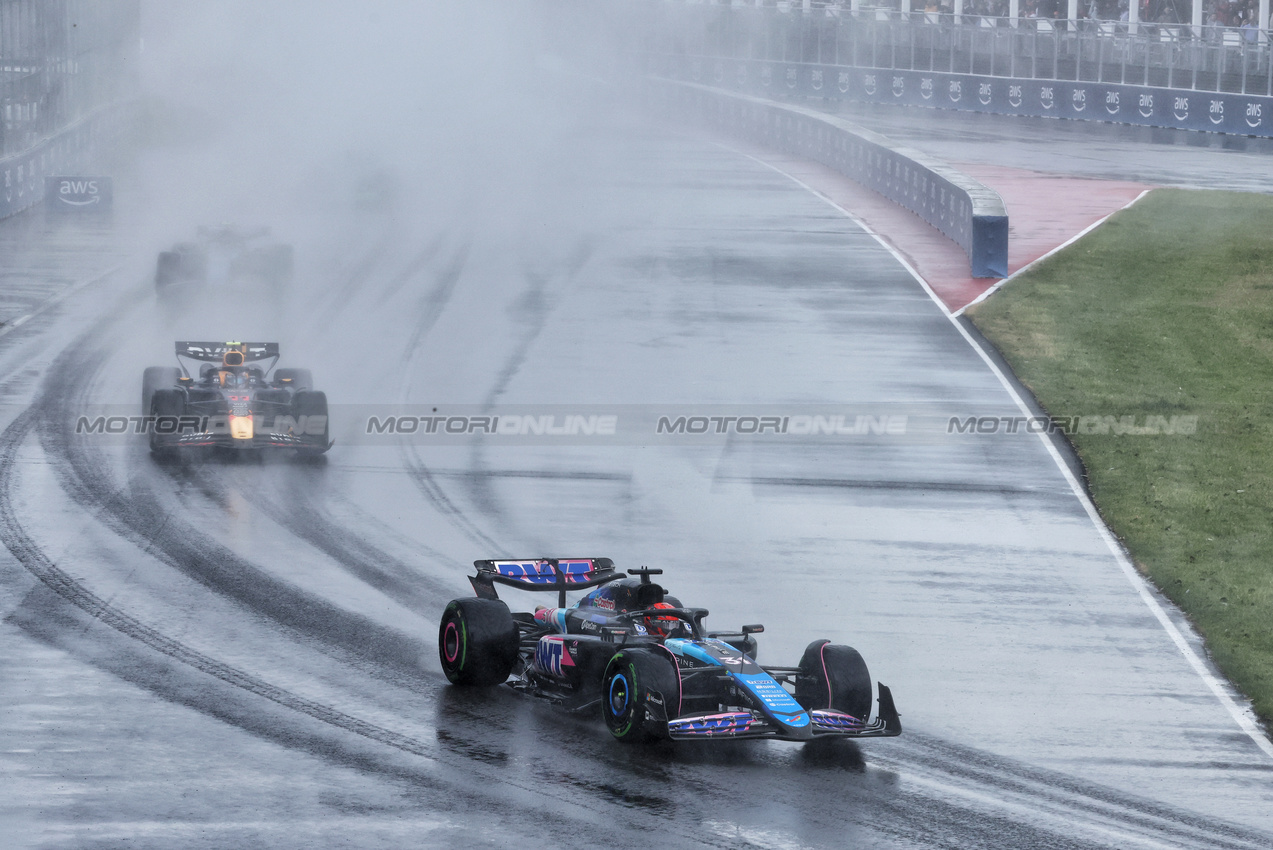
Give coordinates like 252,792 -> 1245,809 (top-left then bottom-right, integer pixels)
291,389 -> 329,454
148,389 -> 186,457
795,640 -> 873,721
602,648 -> 681,743
438,598 -> 518,687
142,366 -> 182,416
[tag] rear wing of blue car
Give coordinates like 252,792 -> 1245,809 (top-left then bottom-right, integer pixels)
471,558 -> 618,608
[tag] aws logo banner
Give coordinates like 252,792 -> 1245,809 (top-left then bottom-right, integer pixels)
46,176 -> 112,212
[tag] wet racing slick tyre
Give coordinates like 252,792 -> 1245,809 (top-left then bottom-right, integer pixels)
148,389 -> 186,456
154,251 -> 182,289
142,366 -> 182,416
290,389 -> 329,455
274,368 -> 313,392
795,640 -> 873,722
438,598 -> 518,687
155,245 -> 206,291
602,648 -> 681,743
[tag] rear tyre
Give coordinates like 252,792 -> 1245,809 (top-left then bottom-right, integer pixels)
148,389 -> 186,456
438,598 -> 518,687
795,640 -> 873,721
142,366 -> 182,416
156,245 -> 206,289
291,389 -> 329,454
155,252 -> 181,289
602,648 -> 681,743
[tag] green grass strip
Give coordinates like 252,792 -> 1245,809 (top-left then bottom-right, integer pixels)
967,188 -> 1273,728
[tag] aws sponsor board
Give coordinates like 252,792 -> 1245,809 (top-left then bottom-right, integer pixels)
45,176 -> 112,212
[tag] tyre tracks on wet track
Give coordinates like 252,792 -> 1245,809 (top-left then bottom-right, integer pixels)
393,239 -> 505,553
0,253 -> 762,845
0,289 -> 734,845
6,231 -> 1273,847
34,338 -> 432,677
397,235 -> 604,552
0,405 -> 444,762
362,222 -> 1273,848
0,305 -> 455,747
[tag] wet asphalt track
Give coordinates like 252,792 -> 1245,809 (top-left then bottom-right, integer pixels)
2,107 -> 1273,849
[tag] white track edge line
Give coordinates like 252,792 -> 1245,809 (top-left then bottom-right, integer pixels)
728,144 -> 1273,760
953,188 -> 1154,317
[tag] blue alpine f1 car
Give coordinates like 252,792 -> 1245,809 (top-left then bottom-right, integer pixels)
438,558 -> 902,743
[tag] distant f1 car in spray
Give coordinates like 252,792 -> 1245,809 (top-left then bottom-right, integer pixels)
439,558 -> 902,743
154,225 -> 293,294
141,341 -> 331,456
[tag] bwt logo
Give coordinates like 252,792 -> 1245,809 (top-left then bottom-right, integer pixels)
535,638 -> 568,677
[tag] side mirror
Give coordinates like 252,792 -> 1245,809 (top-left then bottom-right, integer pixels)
742,624 -> 764,635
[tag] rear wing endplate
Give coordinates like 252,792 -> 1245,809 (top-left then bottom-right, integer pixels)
471,558 -> 617,608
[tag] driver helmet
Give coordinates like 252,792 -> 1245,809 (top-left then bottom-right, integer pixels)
643,602 -> 684,638
217,368 -> 249,388
218,348 -> 248,387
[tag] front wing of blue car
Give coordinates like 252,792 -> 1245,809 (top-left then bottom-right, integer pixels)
665,683 -> 902,741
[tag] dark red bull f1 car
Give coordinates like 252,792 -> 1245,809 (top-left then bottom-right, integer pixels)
141,341 -> 330,455
439,558 -> 902,743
